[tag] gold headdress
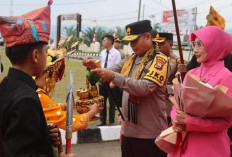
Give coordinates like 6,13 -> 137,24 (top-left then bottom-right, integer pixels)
206,6 -> 225,30
42,35 -> 79,93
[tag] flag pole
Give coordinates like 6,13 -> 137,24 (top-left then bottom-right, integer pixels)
171,0 -> 184,64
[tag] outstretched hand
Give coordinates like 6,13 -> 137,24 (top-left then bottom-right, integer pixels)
82,56 -> 97,70
87,103 -> 104,120
91,68 -> 115,82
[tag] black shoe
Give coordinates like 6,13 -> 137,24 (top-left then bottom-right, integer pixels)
109,123 -> 115,126
97,122 -> 106,126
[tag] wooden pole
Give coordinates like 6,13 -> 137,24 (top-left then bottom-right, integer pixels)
171,0 -> 186,80
171,0 -> 184,64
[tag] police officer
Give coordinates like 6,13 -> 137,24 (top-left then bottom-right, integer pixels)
83,20 -> 168,157
154,33 -> 180,124
114,36 -> 126,59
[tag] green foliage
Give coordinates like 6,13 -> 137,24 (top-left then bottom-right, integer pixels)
153,23 -> 161,32
82,27 -> 109,47
96,27 -> 107,45
64,26 -> 77,37
63,26 -> 83,47
87,71 -> 101,85
125,53 -> 130,58
83,27 -> 96,47
83,26 -> 128,47
49,38 -> 54,44
115,27 -> 127,37
115,27 -> 128,45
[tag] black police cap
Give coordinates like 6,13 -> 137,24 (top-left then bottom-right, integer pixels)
153,32 -> 173,43
114,36 -> 124,42
123,20 -> 152,41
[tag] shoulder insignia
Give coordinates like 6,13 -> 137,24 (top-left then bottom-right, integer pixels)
144,54 -> 168,86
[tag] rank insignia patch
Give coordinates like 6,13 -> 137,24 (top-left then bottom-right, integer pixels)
155,56 -> 167,71
144,54 -> 168,86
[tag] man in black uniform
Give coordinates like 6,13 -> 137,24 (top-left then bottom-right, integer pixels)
0,3 -> 74,157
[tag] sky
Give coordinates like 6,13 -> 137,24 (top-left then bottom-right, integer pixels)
0,0 -> 232,31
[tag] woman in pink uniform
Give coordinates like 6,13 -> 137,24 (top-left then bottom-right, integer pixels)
169,26 -> 232,157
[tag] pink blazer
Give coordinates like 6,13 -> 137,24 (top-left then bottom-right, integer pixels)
168,61 -> 232,157
169,26 -> 232,157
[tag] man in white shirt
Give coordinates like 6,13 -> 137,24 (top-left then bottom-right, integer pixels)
98,35 -> 121,126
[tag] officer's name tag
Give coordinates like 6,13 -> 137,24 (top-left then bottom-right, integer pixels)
144,54 -> 168,86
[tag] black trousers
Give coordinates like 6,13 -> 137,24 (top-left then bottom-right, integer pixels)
121,135 -> 167,157
99,83 -> 115,124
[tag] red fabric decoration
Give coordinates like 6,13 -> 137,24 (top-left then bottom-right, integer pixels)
0,4 -> 51,47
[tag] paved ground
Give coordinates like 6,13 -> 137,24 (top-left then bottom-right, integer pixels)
69,141 -> 121,157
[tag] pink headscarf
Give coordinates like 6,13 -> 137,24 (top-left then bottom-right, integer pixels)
187,26 -> 232,97
189,26 -> 232,63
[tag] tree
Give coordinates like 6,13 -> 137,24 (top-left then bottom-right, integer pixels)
153,23 -> 161,32
96,27 -> 107,44
83,27 -> 108,46
49,38 -> 54,44
64,26 -> 83,46
82,26 -> 128,47
114,27 -> 128,45
64,26 -> 77,37
82,27 -> 95,46
115,27 -> 127,37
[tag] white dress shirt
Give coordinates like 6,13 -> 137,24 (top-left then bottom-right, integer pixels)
100,47 -> 121,68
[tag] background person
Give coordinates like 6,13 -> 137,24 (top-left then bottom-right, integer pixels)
98,35 -> 121,126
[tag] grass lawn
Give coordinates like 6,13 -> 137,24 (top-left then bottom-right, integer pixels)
0,47 -> 119,126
